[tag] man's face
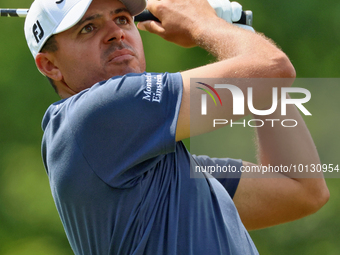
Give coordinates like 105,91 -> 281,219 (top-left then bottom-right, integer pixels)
52,0 -> 146,93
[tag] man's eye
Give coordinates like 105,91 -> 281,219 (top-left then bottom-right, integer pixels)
80,24 -> 95,34
115,16 -> 128,25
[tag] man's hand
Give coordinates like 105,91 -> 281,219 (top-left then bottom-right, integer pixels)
137,0 -> 217,47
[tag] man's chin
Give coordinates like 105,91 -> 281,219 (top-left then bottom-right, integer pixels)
107,64 -> 144,78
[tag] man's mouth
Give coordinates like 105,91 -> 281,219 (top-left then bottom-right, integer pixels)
108,49 -> 135,63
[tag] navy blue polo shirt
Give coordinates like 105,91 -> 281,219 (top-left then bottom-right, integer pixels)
42,72 -> 258,254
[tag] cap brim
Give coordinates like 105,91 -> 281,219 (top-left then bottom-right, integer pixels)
55,0 -> 146,34
55,0 -> 93,34
121,0 -> 146,16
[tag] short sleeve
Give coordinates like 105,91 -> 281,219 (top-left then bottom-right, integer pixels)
65,72 -> 183,187
192,155 -> 242,199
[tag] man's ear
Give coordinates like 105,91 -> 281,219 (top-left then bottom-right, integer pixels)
35,52 -> 63,81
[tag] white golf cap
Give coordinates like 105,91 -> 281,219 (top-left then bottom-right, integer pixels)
24,0 -> 146,58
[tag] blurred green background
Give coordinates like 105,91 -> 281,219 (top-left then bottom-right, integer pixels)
0,0 -> 339,254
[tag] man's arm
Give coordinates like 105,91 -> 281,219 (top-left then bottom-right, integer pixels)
137,0 -> 296,141
137,0 -> 329,230
233,97 -> 330,230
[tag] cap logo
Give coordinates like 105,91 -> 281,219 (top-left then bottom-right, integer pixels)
32,20 -> 44,43
56,0 -> 65,4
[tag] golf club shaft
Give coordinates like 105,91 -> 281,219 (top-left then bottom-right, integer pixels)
0,9 -> 252,25
0,9 -> 28,17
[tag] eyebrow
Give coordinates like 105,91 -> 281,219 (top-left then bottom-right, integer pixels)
73,8 -> 131,30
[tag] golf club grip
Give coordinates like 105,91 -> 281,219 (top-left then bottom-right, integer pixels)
135,10 -> 251,25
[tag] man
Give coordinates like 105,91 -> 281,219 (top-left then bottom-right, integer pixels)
24,0 -> 329,254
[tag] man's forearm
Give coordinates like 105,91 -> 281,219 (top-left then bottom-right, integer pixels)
190,19 -> 295,79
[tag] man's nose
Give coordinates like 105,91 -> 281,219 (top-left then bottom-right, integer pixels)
104,21 -> 125,43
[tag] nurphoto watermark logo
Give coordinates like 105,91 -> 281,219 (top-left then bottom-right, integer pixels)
195,82 -> 312,128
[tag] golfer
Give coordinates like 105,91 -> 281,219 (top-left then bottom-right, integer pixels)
24,0 -> 329,254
